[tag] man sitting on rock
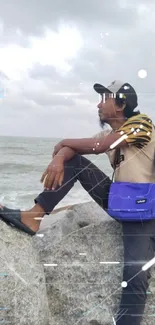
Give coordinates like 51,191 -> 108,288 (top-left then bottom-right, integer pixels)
0,80 -> 155,325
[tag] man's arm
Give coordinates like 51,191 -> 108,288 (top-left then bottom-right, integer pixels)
56,144 -> 100,160
61,133 -> 127,155
61,114 -> 153,155
55,146 -> 96,161
56,147 -> 76,161
55,130 -> 111,158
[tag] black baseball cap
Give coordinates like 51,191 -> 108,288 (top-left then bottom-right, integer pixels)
93,80 -> 138,110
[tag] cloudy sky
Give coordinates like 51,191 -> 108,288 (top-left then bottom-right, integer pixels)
0,0 -> 154,138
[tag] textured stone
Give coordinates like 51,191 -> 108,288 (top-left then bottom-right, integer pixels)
0,220 -> 51,325
35,201 -> 155,325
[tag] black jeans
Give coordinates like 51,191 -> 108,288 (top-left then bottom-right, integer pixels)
35,154 -> 155,325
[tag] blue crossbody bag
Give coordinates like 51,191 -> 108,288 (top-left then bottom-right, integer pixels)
107,148 -> 155,222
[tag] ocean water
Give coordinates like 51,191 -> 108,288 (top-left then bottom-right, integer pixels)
0,136 -> 112,211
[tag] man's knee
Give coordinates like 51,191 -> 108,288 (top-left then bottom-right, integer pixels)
64,154 -> 84,169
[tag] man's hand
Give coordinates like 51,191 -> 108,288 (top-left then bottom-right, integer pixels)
52,140 -> 64,158
40,156 -> 64,190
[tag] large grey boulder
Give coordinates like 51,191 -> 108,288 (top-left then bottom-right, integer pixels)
0,220 -> 51,325
35,201 -> 155,325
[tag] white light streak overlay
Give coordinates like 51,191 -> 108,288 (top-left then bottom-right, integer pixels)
110,134 -> 128,149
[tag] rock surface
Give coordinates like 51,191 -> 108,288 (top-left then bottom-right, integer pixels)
35,201 -> 155,325
1,201 -> 155,325
0,219 -> 51,325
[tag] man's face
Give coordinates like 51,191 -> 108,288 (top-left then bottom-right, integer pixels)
97,93 -> 117,128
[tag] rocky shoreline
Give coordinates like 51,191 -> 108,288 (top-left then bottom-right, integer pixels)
1,201 -> 155,324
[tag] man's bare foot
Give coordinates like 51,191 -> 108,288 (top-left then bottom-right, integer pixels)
21,204 -> 45,232
20,212 -> 41,232
0,203 -> 45,233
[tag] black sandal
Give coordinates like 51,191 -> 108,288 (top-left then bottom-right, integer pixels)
0,206 -> 36,236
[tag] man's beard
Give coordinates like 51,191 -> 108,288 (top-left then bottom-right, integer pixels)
99,117 -> 107,129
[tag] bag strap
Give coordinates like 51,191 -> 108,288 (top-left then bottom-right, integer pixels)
112,147 -> 120,182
